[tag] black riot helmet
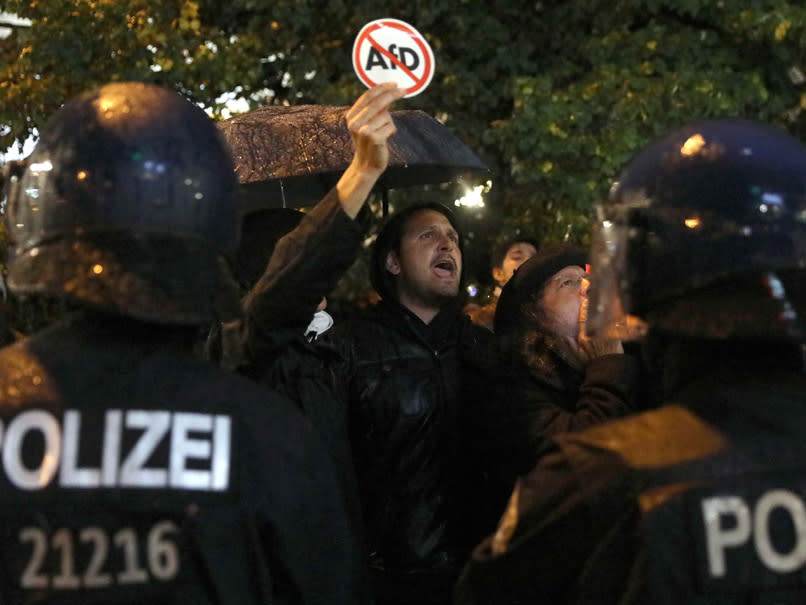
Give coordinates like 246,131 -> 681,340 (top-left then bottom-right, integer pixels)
587,119 -> 806,341
5,82 -> 240,325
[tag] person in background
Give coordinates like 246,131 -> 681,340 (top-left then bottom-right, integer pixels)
0,82 -> 364,604
456,118 -> 806,604
465,237 -> 538,330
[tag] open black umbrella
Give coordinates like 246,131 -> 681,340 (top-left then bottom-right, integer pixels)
216,104 -> 489,214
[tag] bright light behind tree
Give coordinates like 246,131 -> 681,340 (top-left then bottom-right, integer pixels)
454,181 -> 491,209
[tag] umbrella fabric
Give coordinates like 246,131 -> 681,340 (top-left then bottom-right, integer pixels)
217,105 -> 489,210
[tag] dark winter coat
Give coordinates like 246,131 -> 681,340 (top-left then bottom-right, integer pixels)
240,295 -> 496,604
328,300 -> 496,572
456,341 -> 806,605
476,335 -> 638,518
0,314 -> 364,605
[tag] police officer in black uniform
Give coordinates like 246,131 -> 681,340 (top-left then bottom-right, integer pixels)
0,82 -> 364,604
455,119 -> 806,604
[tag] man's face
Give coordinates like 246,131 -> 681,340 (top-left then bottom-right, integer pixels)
385,209 -> 462,313
538,265 -> 588,340
494,241 -> 538,287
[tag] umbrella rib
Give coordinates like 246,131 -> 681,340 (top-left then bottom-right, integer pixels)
280,179 -> 286,209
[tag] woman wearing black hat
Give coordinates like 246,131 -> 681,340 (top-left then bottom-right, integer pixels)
474,244 -> 640,517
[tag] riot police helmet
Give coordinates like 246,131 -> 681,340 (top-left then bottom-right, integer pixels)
4,82 -> 240,325
587,119 -> 806,340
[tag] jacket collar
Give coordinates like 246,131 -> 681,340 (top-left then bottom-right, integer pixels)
374,298 -> 464,350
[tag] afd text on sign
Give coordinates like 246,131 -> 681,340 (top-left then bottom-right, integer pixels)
352,19 -> 435,98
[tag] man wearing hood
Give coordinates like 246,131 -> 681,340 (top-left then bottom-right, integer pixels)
330,202 -> 494,605
245,200 -> 495,605
216,83 -> 495,604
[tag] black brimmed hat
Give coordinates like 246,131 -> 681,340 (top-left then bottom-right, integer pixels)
494,244 -> 586,336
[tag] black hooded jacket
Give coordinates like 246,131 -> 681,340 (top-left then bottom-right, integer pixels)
242,287 -> 497,602
328,299 -> 496,571
213,191 -> 497,587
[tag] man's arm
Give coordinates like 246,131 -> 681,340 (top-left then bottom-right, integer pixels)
337,82 -> 404,219
240,84 -> 404,353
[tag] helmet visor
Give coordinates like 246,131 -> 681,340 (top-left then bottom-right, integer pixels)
586,203 -> 648,340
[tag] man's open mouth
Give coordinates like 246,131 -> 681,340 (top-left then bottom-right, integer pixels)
433,258 -> 456,278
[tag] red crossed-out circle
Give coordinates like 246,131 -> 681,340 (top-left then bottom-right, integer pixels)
353,19 -> 434,97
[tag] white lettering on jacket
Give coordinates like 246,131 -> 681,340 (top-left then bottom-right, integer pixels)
0,409 -> 231,491
703,489 -> 806,577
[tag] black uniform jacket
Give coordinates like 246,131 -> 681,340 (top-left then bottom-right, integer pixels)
0,315 -> 363,605
456,366 -> 806,605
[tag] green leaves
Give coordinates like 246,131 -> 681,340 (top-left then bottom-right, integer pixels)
0,0 -> 268,149
4,0 -> 806,290
484,1 -> 806,245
